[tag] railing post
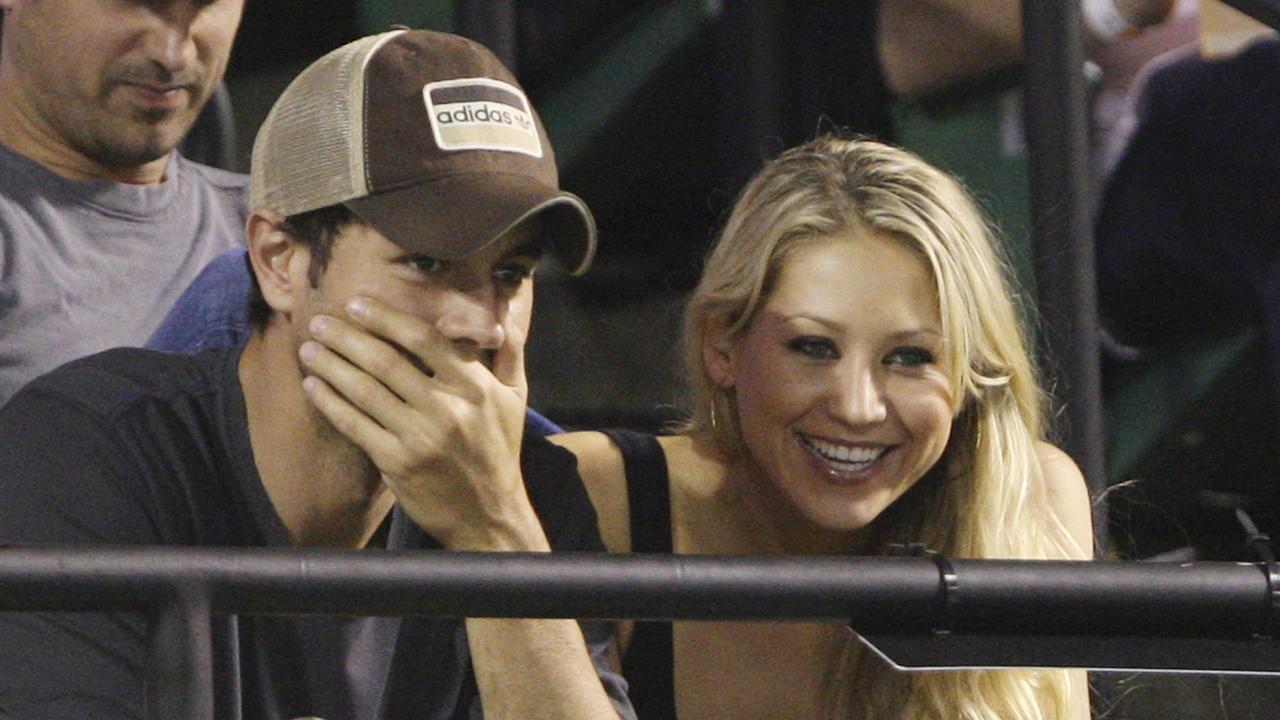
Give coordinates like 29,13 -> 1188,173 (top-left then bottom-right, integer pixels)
145,584 -> 213,720
456,0 -> 518,73
1021,0 -> 1108,551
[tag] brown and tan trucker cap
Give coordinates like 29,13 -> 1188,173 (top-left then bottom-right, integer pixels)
249,29 -> 596,274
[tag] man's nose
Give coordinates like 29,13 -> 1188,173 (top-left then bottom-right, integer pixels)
141,3 -> 202,75
433,287 -> 507,354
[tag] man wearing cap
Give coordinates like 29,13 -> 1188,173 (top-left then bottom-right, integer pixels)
0,29 -> 634,720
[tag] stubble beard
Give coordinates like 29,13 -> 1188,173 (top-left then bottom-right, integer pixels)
72,61 -> 210,168
75,98 -> 195,168
293,341 -> 384,492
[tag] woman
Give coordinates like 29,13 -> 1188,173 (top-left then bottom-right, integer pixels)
554,136 -> 1093,719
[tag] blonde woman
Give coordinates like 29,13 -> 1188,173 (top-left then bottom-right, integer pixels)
553,136 -> 1093,719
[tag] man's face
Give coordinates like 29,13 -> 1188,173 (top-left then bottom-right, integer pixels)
0,0 -> 244,168
296,219 -> 541,372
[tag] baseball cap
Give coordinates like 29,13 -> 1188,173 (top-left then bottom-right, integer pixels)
250,29 -> 596,275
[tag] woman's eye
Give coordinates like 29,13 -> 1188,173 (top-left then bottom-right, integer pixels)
787,336 -> 839,360
886,346 -> 935,367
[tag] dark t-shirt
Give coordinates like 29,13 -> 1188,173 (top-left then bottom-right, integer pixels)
0,345 -> 632,719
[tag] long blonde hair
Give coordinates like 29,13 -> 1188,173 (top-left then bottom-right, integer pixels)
682,136 -> 1084,718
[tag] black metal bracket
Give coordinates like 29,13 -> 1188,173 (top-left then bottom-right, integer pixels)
890,543 -> 959,635
1236,508 -> 1280,639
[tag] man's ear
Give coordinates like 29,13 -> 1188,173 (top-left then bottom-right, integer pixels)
701,316 -> 737,390
246,209 -> 310,315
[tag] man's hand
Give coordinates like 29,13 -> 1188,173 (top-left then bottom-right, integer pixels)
299,296 -> 627,718
298,295 -> 546,551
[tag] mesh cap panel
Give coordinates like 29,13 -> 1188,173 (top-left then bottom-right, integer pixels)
250,31 -> 402,215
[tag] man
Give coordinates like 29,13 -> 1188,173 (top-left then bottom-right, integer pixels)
0,0 -> 248,406
0,29 -> 634,719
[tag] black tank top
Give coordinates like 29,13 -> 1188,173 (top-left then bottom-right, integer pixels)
602,429 -> 676,720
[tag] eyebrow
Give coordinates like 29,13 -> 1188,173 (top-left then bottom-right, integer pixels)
887,328 -> 946,343
778,313 -> 944,340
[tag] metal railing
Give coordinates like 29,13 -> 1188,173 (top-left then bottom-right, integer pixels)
3,547 -> 1280,719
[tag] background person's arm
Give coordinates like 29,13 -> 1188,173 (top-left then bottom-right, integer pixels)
878,0 -> 1178,97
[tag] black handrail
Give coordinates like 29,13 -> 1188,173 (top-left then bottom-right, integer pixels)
3,547 -> 1280,718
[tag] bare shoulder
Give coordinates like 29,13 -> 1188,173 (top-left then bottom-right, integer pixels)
548,431 -> 631,553
1035,440 -> 1094,559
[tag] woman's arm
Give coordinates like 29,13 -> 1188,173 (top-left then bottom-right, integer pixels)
1035,440 -> 1095,560
1035,440 -> 1094,720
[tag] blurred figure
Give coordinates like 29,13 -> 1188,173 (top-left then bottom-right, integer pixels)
1096,32 -> 1280,429
879,0 -> 1193,172
878,0 -> 1183,99
0,0 -> 249,406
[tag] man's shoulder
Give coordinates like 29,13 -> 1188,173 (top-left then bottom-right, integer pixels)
174,156 -> 251,215
521,432 -> 578,481
20,346 -> 235,420
519,433 -> 603,551
178,156 -> 250,193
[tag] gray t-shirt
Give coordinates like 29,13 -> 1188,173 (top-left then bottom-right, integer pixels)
0,140 -> 248,407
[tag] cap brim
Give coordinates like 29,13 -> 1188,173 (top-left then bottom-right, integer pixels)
344,173 -> 597,275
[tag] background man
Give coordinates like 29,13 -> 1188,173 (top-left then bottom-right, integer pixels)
0,0 -> 248,406
0,29 -> 633,719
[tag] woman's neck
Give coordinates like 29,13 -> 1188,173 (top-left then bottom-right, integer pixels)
683,434 -> 866,556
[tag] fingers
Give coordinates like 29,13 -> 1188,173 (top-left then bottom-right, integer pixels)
300,372 -> 399,465
302,313 -> 436,411
490,301 -> 528,394
300,320 -> 454,474
342,296 -> 513,395
302,295 -> 528,440
301,298 -> 521,433
344,297 -> 466,384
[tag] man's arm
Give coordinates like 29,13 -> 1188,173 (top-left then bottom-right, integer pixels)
300,296 -> 630,719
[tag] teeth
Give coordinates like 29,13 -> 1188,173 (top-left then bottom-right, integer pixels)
801,435 -> 886,473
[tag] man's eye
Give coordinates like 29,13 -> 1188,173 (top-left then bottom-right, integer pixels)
494,264 -> 535,287
398,255 -> 442,274
787,336 -> 839,360
885,346 -> 935,367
